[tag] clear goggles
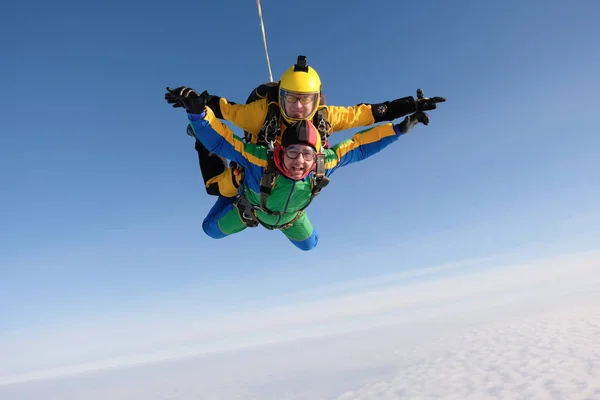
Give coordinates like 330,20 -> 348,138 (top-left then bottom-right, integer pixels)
283,146 -> 316,161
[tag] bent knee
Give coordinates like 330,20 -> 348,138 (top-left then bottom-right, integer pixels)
202,218 -> 227,239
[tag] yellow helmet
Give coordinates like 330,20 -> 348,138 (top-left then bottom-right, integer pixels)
279,56 -> 321,122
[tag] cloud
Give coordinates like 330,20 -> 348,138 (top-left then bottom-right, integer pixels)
0,249 -> 599,389
1,274 -> 599,399
335,299 -> 600,400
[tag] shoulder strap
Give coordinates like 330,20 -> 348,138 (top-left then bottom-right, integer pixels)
313,107 -> 332,149
246,83 -> 281,146
258,102 -> 281,147
259,152 -> 278,210
311,154 -> 330,195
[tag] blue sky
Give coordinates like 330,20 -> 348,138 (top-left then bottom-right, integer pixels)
2,0 -> 600,380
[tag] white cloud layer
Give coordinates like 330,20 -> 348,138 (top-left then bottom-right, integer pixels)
1,249 -> 599,399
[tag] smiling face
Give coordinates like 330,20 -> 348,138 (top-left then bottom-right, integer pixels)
282,144 -> 317,180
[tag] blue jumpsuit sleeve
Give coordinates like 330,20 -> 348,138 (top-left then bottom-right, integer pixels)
187,109 -> 269,171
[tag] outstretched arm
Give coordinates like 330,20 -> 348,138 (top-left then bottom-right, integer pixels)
165,86 -> 269,169
325,89 -> 446,131
324,111 -> 431,174
188,108 -> 268,170
205,94 -> 268,136
324,123 -> 400,174
325,98 -> 414,130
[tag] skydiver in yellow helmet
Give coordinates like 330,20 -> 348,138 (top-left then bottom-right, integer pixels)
167,55 -> 446,198
277,56 -> 322,122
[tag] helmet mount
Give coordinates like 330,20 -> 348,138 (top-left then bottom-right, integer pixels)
294,55 -> 309,72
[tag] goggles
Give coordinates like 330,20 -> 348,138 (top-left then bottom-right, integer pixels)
284,146 -> 316,161
284,93 -> 316,105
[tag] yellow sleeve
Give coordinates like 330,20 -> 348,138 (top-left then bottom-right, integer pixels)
216,97 -> 269,137
325,104 -> 376,132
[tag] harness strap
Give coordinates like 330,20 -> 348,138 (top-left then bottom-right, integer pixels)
235,193 -> 303,231
311,153 -> 330,195
259,154 -> 278,210
314,107 -> 332,148
276,211 -> 304,231
257,85 -> 281,146
261,104 -> 280,147
234,196 -> 259,228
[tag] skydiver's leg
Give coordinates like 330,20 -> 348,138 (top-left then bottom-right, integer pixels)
279,212 -> 319,251
202,196 -> 247,239
189,125 -> 242,197
204,165 -> 243,198
194,138 -> 227,195
195,138 -> 243,197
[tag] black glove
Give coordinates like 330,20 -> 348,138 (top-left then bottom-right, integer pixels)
414,88 -> 446,111
396,111 -> 429,134
165,86 -> 208,114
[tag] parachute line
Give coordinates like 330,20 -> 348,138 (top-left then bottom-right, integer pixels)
256,0 -> 274,82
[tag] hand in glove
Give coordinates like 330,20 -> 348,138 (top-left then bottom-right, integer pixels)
396,111 -> 429,135
414,88 -> 446,111
165,86 -> 208,114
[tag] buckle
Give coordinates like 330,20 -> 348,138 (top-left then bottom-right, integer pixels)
235,197 -> 259,228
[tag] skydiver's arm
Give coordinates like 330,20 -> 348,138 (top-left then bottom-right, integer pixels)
324,104 -> 376,130
325,96 -> 417,131
323,123 -> 402,175
205,95 -> 268,136
187,108 -> 268,170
